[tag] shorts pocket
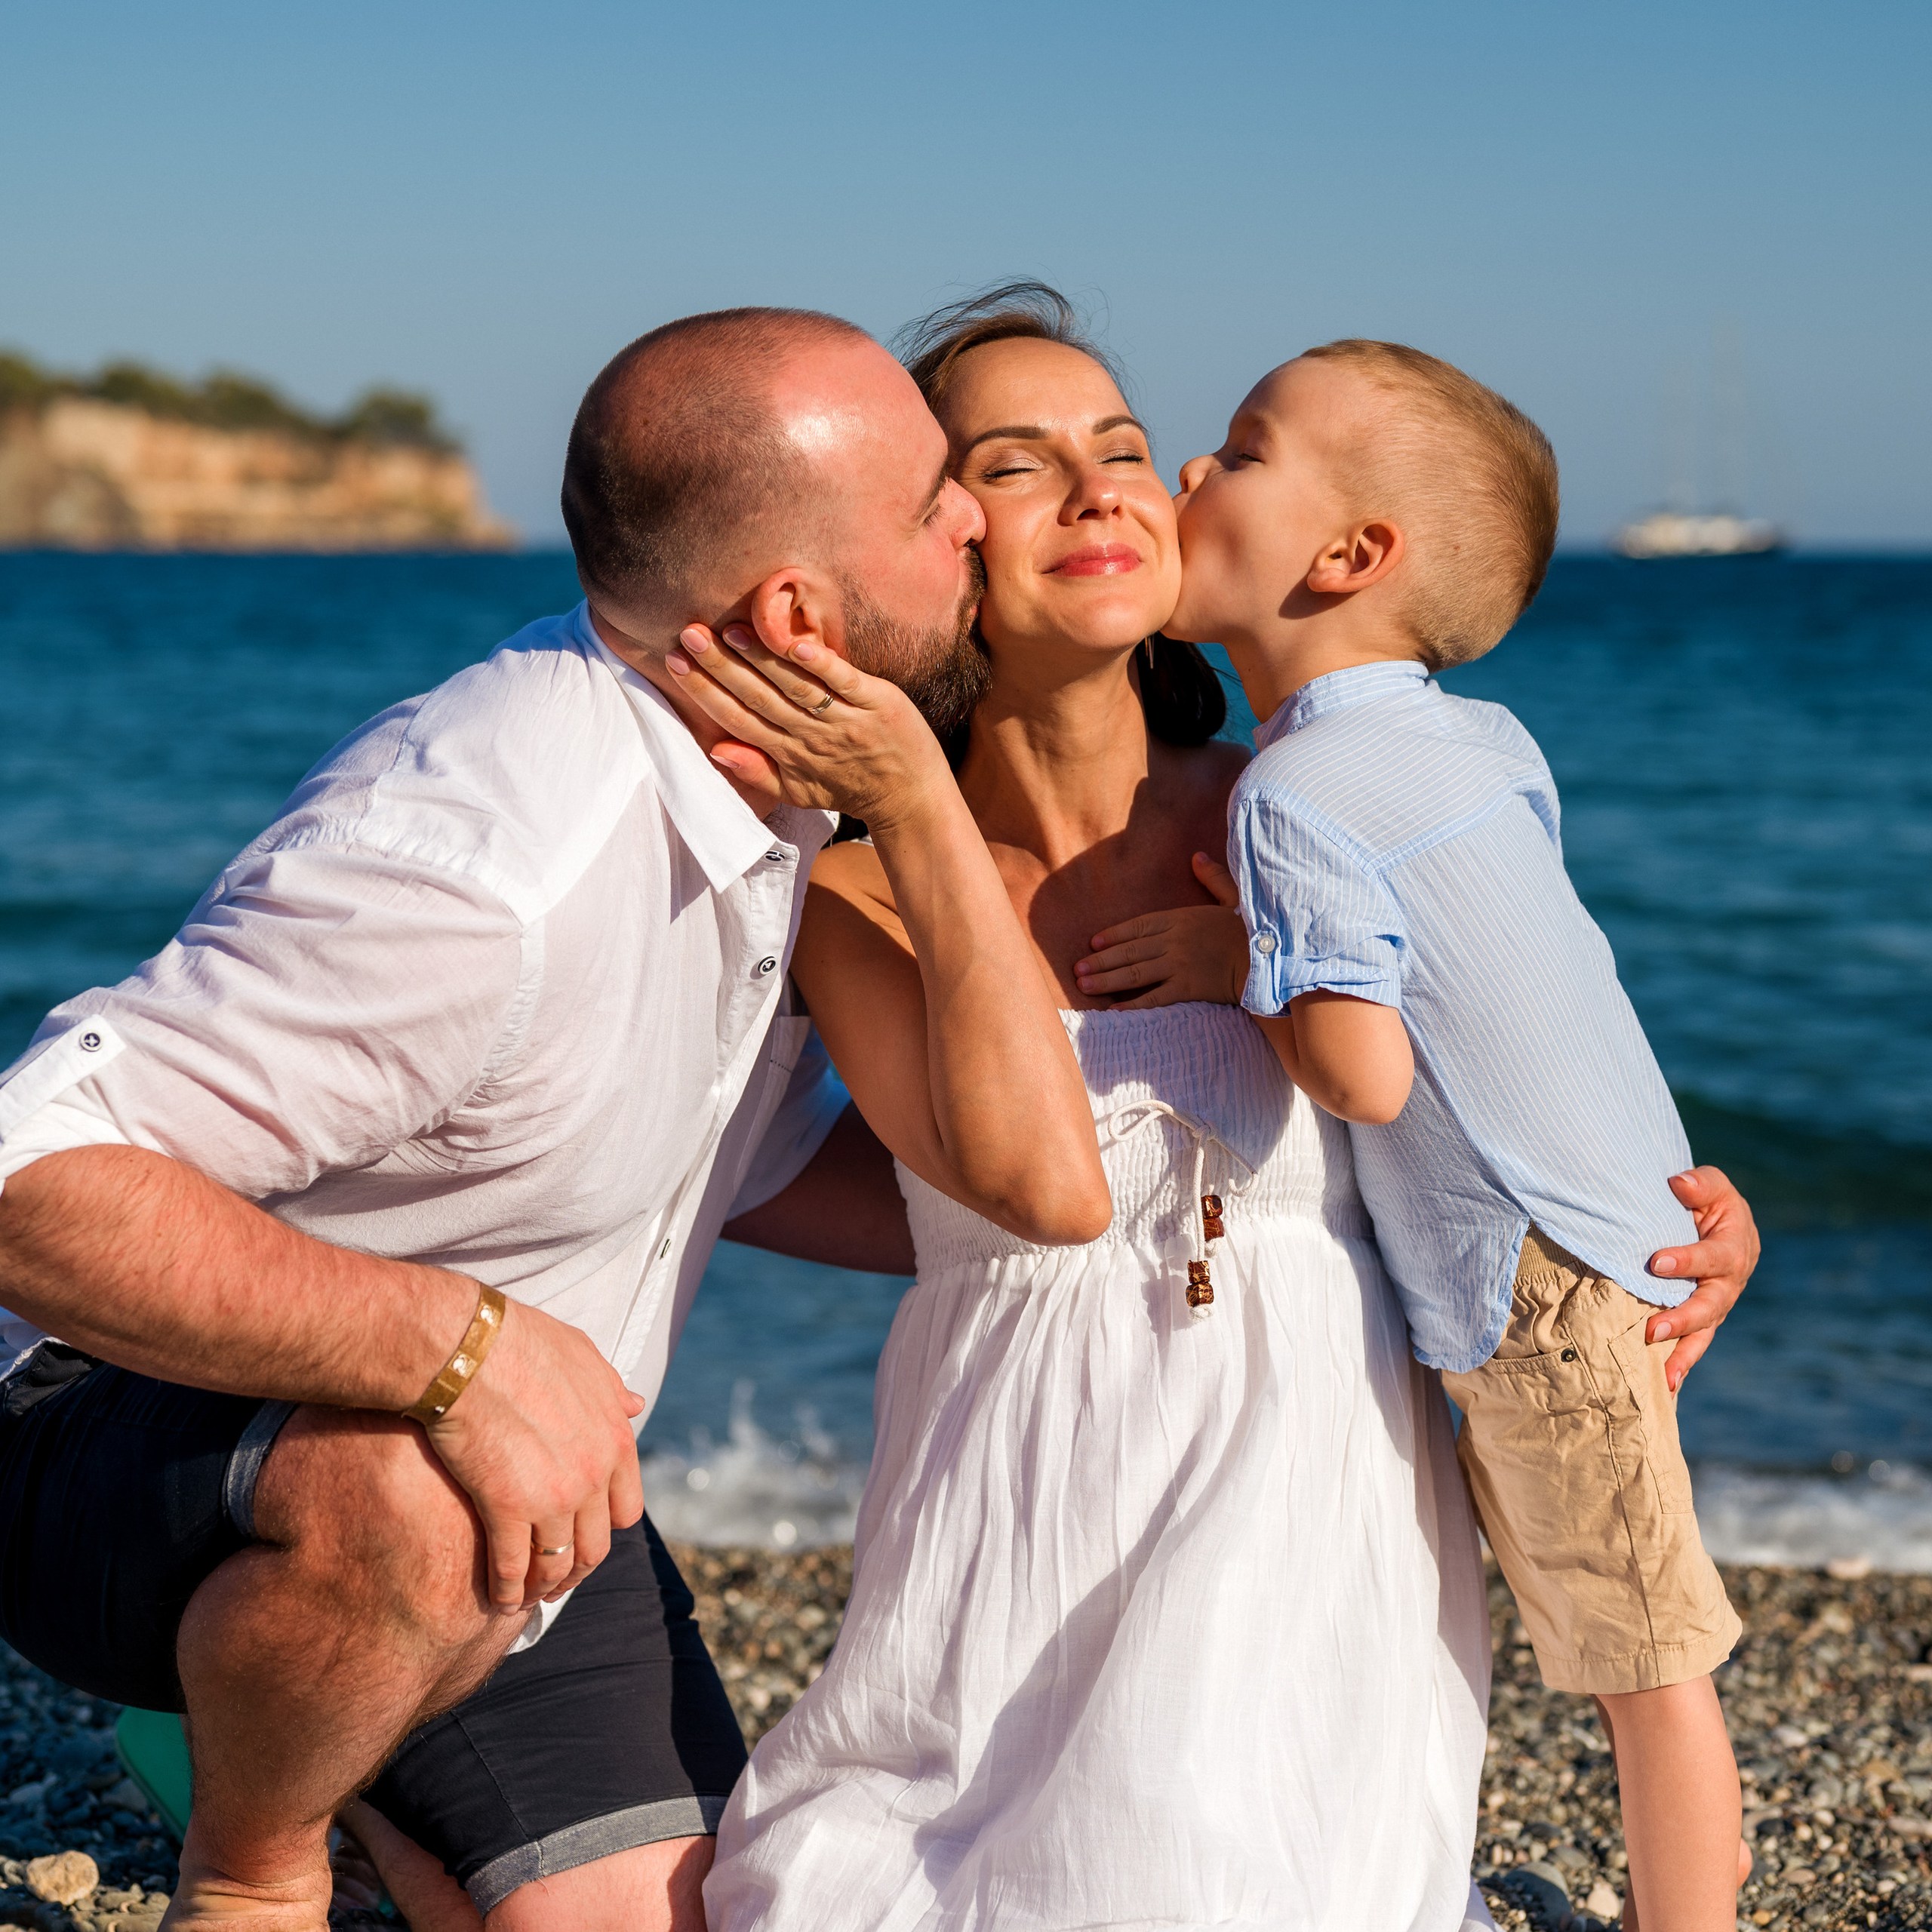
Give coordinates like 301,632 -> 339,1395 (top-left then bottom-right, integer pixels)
1607,1312 -> 1697,1515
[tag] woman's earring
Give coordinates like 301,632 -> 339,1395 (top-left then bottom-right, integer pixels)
1141,636 -> 1156,669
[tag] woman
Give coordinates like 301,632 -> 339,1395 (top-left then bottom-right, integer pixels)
695,286 -> 1496,1932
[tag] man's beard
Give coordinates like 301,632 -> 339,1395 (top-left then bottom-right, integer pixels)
837,547 -> 990,740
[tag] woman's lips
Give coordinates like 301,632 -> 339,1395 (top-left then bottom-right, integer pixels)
1047,543 -> 1142,577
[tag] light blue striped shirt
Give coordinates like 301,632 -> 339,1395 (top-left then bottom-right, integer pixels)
1229,659 -> 1697,1374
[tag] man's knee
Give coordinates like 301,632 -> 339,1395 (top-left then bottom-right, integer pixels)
251,1407 -> 488,1636
487,1837 -> 712,1932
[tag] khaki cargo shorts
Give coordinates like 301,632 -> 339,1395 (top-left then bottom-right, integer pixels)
1440,1227 -> 1741,1696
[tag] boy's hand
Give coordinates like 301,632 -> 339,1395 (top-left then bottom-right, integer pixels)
1643,1166 -> 1762,1391
1075,854 -> 1250,1008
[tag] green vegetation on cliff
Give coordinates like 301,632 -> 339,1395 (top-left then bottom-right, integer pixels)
0,351 -> 459,451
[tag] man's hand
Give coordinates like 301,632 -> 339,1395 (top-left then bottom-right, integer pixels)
666,623 -> 953,833
1644,1165 -> 1763,1391
0,1145 -> 645,1614
424,1300 -> 645,1611
1074,853 -> 1249,1008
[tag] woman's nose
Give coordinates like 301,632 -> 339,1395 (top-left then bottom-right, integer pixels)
1066,461 -> 1123,519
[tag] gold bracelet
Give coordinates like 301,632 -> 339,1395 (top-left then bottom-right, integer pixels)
403,1284 -> 508,1425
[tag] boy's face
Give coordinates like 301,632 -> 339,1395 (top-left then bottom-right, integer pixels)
1165,357 -> 1370,645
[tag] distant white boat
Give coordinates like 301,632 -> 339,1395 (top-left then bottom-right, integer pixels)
1614,510 -> 1786,559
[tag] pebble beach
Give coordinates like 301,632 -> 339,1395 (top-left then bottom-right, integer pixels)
0,1551 -> 1925,1930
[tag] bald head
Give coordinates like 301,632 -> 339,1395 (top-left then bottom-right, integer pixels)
561,306 -> 872,631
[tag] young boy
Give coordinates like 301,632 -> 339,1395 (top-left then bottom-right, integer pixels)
1164,342 -> 1746,1932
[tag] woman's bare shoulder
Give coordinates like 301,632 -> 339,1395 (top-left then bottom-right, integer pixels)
1167,737 -> 1253,812
810,835 -> 897,911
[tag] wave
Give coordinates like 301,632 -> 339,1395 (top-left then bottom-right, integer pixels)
639,1382 -> 866,1549
1693,1460 -> 1932,1575
641,1395 -> 1932,1577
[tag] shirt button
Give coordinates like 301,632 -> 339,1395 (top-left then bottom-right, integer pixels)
755,956 -> 778,976
78,1030 -> 103,1052
659,1238 -> 673,1260
764,848 -> 788,863
1254,934 -> 1278,956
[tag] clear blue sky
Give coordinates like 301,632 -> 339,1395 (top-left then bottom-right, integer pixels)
7,1 -> 1927,547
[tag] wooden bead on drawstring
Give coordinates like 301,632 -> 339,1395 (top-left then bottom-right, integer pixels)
1186,1260 -> 1214,1311
1201,1194 -> 1225,1241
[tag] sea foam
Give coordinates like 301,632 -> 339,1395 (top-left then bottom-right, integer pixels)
640,1382 -> 866,1549
642,1395 -> 1932,1574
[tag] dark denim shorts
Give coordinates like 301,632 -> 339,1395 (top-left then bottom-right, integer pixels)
0,1346 -> 748,1911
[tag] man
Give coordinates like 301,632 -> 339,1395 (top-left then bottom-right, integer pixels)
0,308 -> 994,1932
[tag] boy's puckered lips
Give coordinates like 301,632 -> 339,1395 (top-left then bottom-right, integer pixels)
1045,542 -> 1143,577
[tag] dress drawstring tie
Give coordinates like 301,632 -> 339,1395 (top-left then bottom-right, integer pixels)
1095,1100 -> 1254,1321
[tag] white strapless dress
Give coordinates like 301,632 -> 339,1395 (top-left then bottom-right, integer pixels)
706,1004 -> 1494,1932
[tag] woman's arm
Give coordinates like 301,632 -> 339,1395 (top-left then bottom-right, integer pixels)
669,624 -> 1111,1247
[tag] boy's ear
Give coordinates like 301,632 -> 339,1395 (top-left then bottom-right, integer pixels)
746,566 -> 844,663
1306,518 -> 1405,596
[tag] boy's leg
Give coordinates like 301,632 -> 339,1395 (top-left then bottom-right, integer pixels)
1441,1231 -> 1744,1932
1593,1680 -> 1743,1932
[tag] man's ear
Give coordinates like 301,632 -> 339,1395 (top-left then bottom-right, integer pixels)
1305,518 -> 1405,596
746,566 -> 844,663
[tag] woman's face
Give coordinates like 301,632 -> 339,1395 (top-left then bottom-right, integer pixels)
938,338 -> 1181,663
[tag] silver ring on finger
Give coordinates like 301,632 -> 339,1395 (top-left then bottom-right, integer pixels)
808,689 -> 835,716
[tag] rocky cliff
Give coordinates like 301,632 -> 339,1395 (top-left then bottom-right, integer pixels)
0,395 -> 512,552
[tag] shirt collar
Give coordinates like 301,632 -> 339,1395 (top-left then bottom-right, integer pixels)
575,605 -> 780,894
1254,659 -> 1432,749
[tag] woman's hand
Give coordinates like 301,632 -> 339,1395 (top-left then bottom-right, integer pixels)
1074,854 -> 1251,1009
666,623 -> 951,834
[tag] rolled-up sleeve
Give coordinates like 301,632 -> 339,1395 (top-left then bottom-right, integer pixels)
0,842 -> 525,1201
1229,791 -> 1407,1016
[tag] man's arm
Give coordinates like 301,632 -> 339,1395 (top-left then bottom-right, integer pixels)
0,1144 -> 644,1610
723,1103 -> 917,1275
1642,1164 -> 1763,1390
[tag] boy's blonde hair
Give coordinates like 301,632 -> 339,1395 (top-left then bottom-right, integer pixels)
1301,340 -> 1559,670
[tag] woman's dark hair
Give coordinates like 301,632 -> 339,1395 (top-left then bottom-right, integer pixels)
895,281 -> 1226,755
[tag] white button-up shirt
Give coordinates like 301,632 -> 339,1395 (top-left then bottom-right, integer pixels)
0,604 -> 843,1407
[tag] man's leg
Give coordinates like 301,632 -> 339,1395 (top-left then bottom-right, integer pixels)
341,1516 -> 746,1932
170,1407 -> 518,1930
342,1803 -> 711,1932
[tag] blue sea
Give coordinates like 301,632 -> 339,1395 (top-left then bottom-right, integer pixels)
2,552 -> 1927,1564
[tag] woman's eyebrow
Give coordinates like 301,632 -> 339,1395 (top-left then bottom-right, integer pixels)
960,413 -> 1149,454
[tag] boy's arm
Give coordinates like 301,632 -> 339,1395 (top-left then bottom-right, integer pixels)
1254,993 -> 1413,1124
1229,790 -> 1413,1121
